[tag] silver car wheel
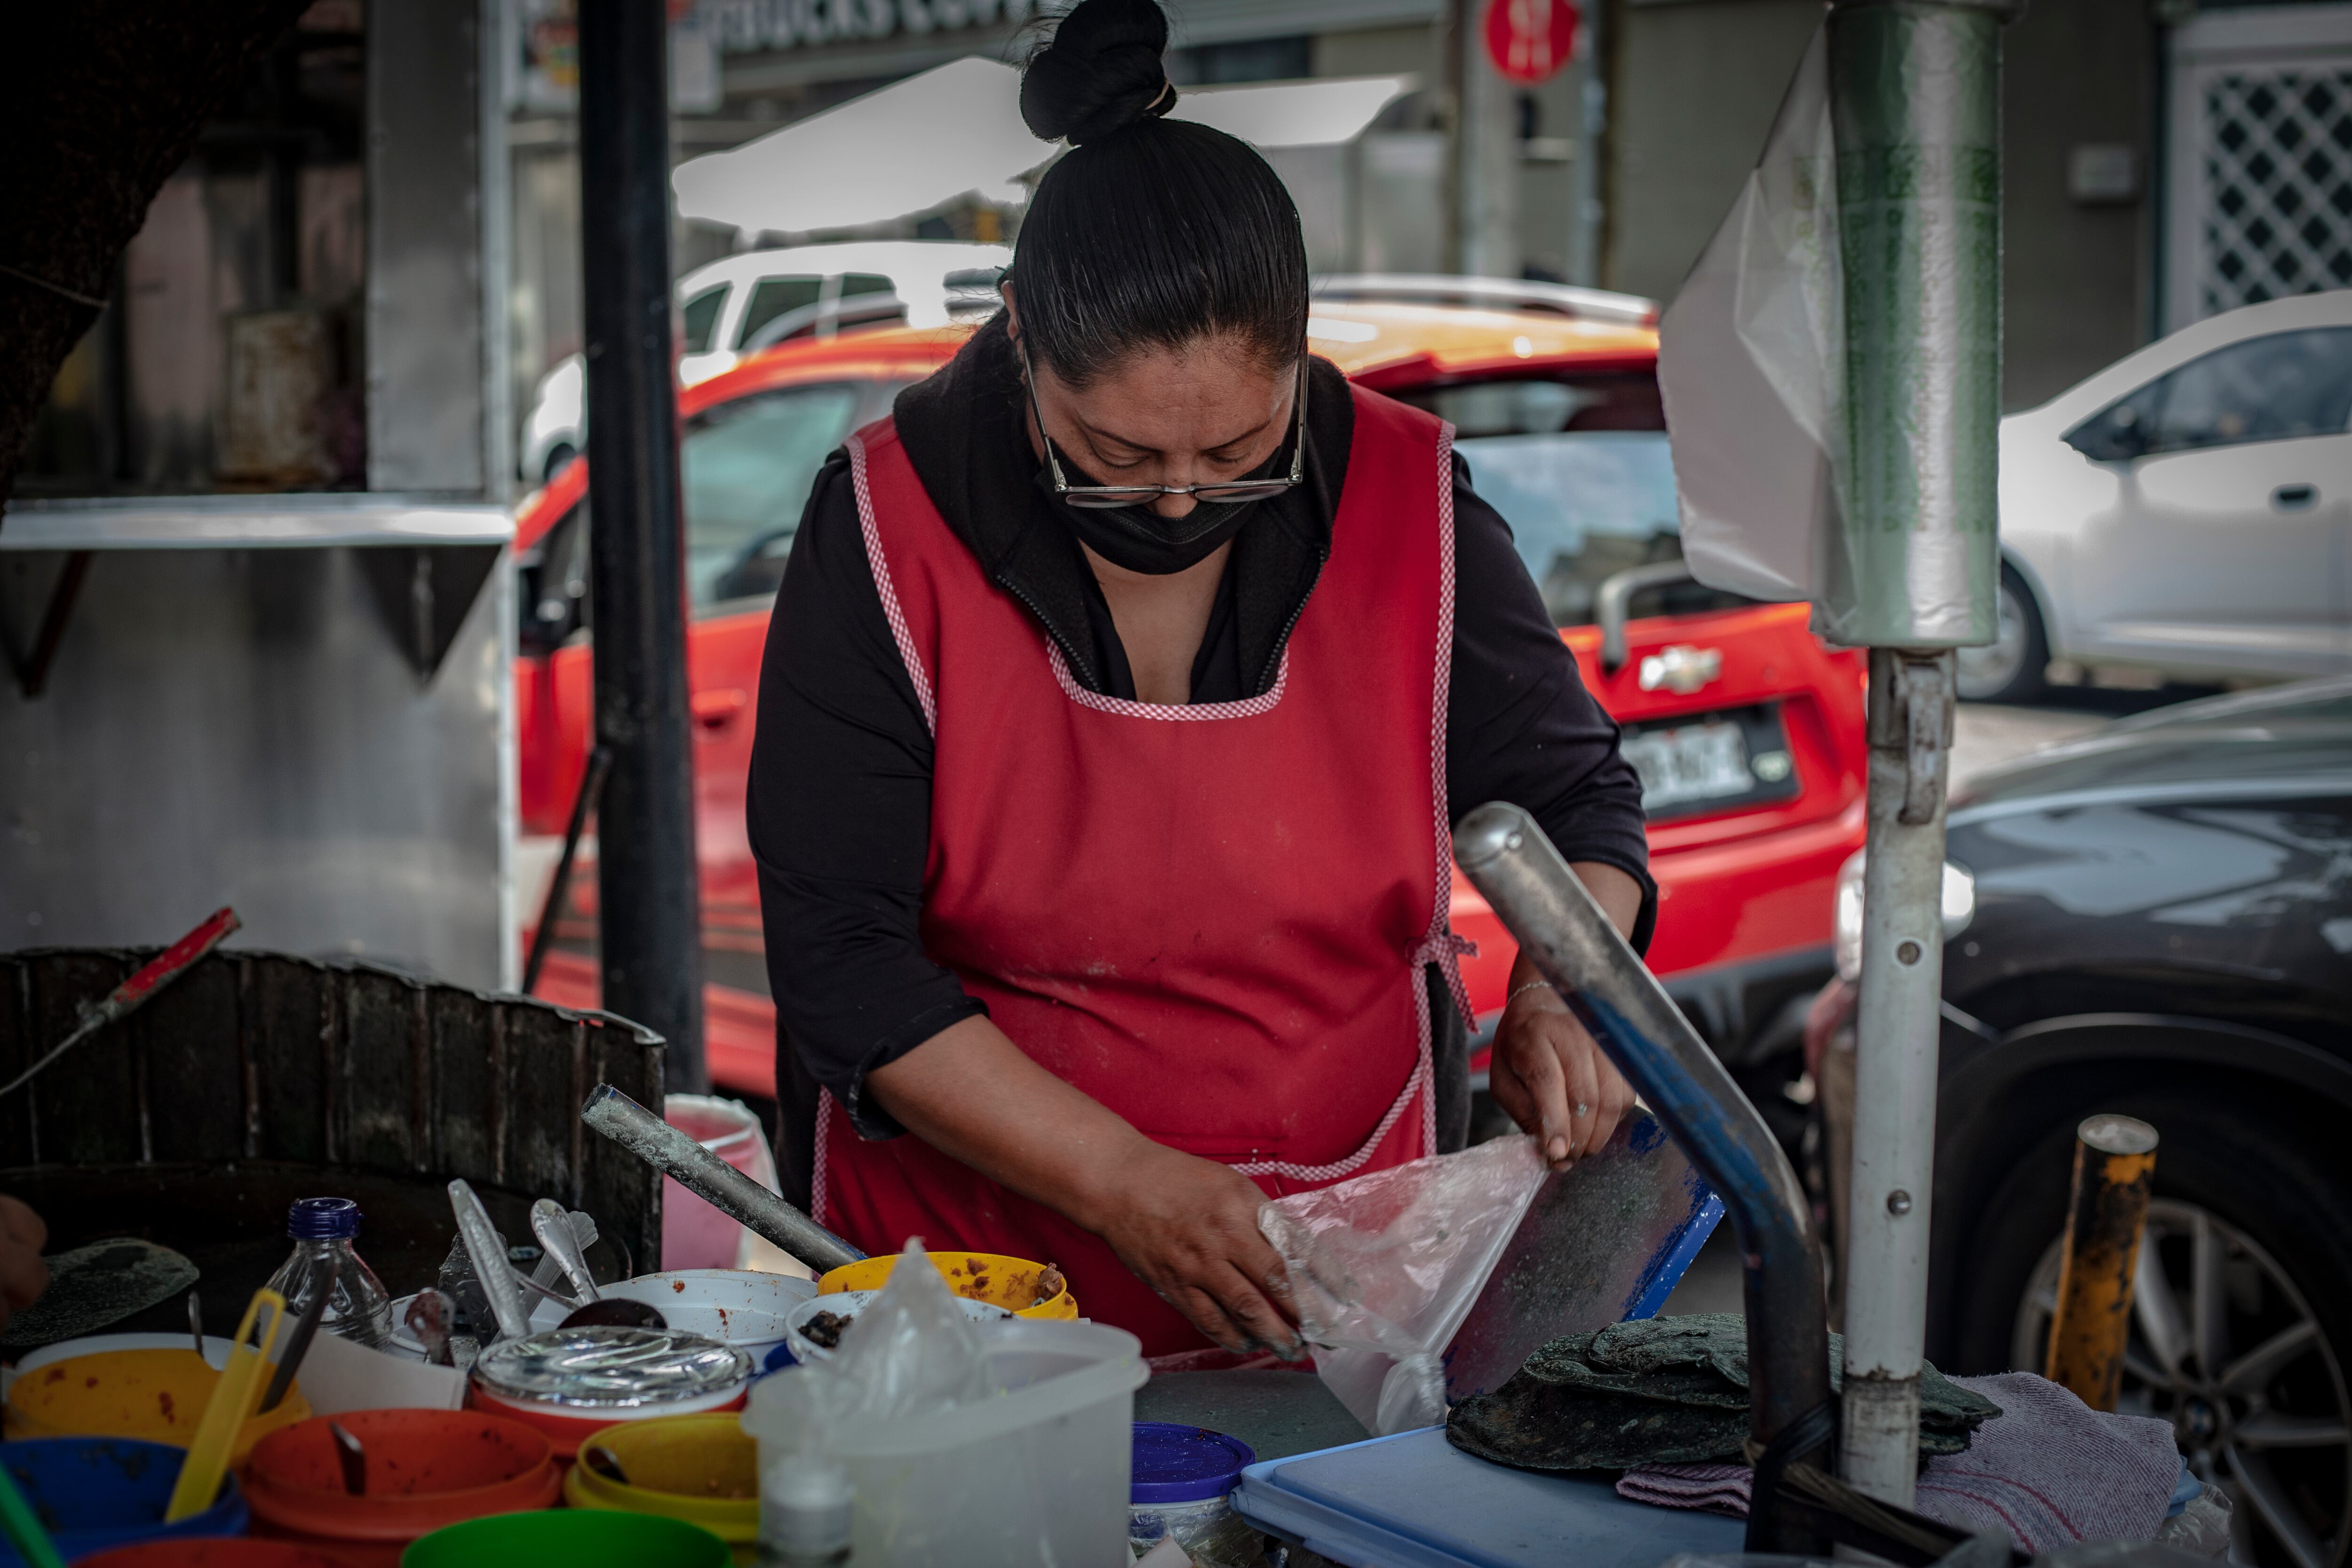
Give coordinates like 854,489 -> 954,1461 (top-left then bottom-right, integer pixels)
1955,578 -> 2031,700
2013,1198 -> 2352,1568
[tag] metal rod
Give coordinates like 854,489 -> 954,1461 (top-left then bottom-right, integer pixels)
522,745 -> 611,995
2044,1114 -> 2159,1411
581,1083 -> 866,1276
1453,802 -> 1833,1555
577,0 -> 707,1090
1843,647 -> 1956,1504
17,550 -> 91,699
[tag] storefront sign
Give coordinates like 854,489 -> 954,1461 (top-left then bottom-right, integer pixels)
1483,0 -> 1578,86
696,0 -> 1034,53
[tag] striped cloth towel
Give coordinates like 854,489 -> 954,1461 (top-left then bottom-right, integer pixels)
1615,1372 -> 2184,1553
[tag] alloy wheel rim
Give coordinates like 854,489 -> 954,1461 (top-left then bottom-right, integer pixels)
2014,1197 -> 2352,1568
1955,581 -> 2028,697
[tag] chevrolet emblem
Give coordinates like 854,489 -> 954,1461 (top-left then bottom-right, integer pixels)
1637,645 -> 1722,695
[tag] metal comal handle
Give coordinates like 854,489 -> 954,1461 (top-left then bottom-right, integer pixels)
581,1084 -> 867,1276
1453,802 -> 1835,1554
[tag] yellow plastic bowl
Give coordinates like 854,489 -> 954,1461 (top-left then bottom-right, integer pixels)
564,1414 -> 757,1556
3,1346 -> 310,1462
816,1250 -> 1078,1320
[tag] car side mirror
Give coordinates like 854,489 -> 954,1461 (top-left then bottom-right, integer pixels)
2064,400 -> 2150,463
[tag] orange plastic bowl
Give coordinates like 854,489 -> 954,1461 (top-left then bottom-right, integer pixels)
244,1408 -> 561,1549
816,1251 -> 1078,1320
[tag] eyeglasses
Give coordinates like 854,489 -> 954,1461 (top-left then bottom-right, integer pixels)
1017,335 -> 1308,509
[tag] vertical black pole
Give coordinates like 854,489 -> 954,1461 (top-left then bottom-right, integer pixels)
577,0 -> 706,1090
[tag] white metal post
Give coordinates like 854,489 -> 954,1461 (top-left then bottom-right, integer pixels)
1843,647 -> 1956,1505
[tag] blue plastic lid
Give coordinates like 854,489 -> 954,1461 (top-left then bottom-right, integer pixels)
286,1196 -> 361,1240
1131,1422 -> 1257,1504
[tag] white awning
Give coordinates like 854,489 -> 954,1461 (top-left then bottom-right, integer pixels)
1172,75 -> 1413,149
671,56 -> 1041,236
670,57 -> 1414,236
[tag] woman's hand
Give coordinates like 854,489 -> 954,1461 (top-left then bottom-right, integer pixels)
865,1015 -> 1302,1355
0,1195 -> 48,1334
1084,1142 -> 1300,1358
1491,978 -> 1636,1170
1489,862 -> 1647,1171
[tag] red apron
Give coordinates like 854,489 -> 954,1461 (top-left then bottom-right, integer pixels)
815,384 -> 1471,1356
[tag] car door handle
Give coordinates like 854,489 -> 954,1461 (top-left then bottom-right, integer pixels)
691,688 -> 748,730
2272,483 -> 2319,512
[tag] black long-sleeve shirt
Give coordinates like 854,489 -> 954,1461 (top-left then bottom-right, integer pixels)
749,317 -> 1652,1169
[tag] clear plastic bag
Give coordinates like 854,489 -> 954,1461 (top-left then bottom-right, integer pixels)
824,1237 -> 993,1422
1259,1135 -> 1547,1434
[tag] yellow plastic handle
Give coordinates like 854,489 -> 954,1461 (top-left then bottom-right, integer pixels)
163,1287 -> 287,1522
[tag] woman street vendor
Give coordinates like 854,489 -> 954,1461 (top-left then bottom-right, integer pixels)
751,0 -> 1654,1360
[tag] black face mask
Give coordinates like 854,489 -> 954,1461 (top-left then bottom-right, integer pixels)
1034,467 -> 1265,575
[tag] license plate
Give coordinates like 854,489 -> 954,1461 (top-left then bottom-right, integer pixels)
1619,703 -> 1801,820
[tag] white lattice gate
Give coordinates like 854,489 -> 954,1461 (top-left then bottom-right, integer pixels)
2166,5 -> 2352,331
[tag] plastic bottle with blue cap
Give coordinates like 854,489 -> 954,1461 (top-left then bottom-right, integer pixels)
261,1196 -> 394,1350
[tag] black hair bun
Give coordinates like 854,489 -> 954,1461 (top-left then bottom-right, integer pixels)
1020,0 -> 1176,146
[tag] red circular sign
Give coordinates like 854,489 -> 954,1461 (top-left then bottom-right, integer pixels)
1484,0 -> 1580,85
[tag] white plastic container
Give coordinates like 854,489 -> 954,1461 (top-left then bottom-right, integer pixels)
742,1317 -> 1147,1567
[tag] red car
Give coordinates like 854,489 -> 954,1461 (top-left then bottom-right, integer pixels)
515,299 -> 1867,1118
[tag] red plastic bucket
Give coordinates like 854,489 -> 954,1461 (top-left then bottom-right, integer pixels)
242,1409 -> 561,1568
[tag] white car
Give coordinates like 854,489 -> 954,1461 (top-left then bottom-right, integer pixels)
518,239 -> 1010,483
1965,289 -> 2352,701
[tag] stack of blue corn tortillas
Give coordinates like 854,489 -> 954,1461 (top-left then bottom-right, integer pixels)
1447,1313 -> 2002,1472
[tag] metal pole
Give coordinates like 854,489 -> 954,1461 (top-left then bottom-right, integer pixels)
577,0 -> 707,1089
1454,803 -> 1835,1555
1452,0 -> 1519,278
2045,1114 -> 2159,1412
1828,0 -> 2016,1504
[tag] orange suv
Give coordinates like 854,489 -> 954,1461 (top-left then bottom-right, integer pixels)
514,285 -> 1867,1127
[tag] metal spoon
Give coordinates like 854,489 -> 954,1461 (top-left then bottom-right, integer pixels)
558,1297 -> 666,1330
446,1179 -> 532,1342
328,1422 -> 366,1496
404,1288 -> 453,1367
186,1290 -> 203,1357
531,1198 -> 600,1305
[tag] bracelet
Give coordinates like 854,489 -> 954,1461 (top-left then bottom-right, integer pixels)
1506,978 -> 1558,1007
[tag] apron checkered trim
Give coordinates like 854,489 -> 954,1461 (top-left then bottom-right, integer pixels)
849,434 -> 938,736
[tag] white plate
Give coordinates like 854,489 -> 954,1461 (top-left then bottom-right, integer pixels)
392,1269 -> 818,1360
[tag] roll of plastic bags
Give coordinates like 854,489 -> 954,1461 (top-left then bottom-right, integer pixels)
1260,1136 -> 1548,1435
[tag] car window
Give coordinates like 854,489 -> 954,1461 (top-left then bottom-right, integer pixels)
2066,326 -> 2352,462
735,276 -> 823,350
1398,373 -> 1742,628
681,287 -> 726,356
682,382 -> 864,608
1456,431 -> 1689,627
840,273 -> 893,300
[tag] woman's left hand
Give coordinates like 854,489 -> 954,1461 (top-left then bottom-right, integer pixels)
1490,981 -> 1636,1170
1486,861 -> 1646,1171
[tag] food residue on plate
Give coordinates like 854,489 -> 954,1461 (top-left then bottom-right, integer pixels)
799,1310 -> 852,1350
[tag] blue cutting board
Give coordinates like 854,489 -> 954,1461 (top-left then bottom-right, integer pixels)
1233,1426 -> 1746,1568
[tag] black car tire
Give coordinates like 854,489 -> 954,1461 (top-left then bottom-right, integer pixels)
1954,565 -> 2050,705
1948,1084 -> 2352,1568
